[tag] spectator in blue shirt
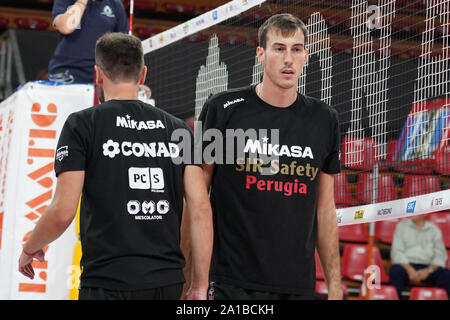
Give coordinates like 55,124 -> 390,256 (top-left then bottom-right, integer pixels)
48,0 -> 128,83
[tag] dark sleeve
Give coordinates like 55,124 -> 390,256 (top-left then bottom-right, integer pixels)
198,96 -> 225,158
52,0 -> 73,20
196,97 -> 224,164
54,112 -> 89,176
114,0 -> 129,33
321,107 -> 341,174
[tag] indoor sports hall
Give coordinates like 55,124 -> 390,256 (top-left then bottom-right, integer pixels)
0,0 -> 449,300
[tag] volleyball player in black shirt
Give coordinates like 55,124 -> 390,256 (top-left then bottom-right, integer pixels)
198,14 -> 343,300
19,33 -> 213,300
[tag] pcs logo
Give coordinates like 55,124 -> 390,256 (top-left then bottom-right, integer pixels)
129,167 -> 164,192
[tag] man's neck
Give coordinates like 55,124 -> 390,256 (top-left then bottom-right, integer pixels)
256,81 -> 298,108
413,220 -> 426,229
103,83 -> 140,101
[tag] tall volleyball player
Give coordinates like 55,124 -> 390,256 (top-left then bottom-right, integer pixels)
198,13 -> 343,300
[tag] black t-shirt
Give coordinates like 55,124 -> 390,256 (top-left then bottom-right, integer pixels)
55,99 -> 195,290
198,85 -> 341,296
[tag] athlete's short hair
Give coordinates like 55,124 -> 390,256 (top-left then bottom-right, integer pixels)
95,32 -> 144,83
258,13 -> 308,49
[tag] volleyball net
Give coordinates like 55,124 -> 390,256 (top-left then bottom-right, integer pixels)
140,0 -> 450,227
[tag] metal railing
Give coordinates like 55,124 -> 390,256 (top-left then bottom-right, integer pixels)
0,29 -> 26,101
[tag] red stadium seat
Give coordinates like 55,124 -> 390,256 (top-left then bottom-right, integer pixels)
163,3 -> 196,15
0,16 -> 8,29
402,175 -> 440,198
14,17 -> 49,30
331,41 -> 353,54
315,280 -> 349,297
199,6 -> 215,13
217,34 -> 247,45
124,0 -> 157,11
324,15 -> 346,27
334,172 -> 356,206
253,9 -> 272,20
356,172 -> 397,204
374,219 -> 401,244
135,1 -> 157,11
315,280 -> 327,294
315,251 -> 324,280
241,8 -> 272,20
341,244 -> 389,283
315,251 -> 343,280
409,287 -> 449,300
391,20 -> 421,33
427,212 -> 450,248
341,137 -> 378,171
358,285 -> 399,300
379,139 -> 398,170
407,48 -> 422,59
134,27 -> 164,39
396,0 -> 426,7
187,32 -> 208,43
339,224 -> 369,243
436,149 -> 450,176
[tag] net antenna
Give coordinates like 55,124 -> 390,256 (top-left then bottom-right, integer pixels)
128,0 -> 134,36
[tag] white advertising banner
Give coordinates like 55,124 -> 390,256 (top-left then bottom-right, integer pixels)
142,0 -> 267,53
0,94 -> 16,252
0,82 -> 94,299
337,189 -> 450,226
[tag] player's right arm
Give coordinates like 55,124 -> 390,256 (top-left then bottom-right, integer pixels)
202,163 -> 214,192
19,170 -> 84,279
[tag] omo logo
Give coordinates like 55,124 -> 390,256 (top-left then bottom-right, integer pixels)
127,200 -> 170,215
129,167 -> 164,191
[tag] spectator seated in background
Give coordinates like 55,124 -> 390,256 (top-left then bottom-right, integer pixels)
48,0 -> 128,83
389,214 -> 450,298
137,83 -> 155,106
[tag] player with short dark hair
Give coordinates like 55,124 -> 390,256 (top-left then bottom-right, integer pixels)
19,33 -> 213,300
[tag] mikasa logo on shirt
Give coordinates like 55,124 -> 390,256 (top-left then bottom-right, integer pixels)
116,115 -> 165,130
223,98 -> 244,109
244,138 -> 314,159
56,146 -> 69,161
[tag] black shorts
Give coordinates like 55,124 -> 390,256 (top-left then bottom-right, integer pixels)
208,281 -> 313,300
78,283 -> 183,300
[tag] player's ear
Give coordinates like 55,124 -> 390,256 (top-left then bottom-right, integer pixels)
256,46 -> 265,66
94,65 -> 103,85
139,66 -> 147,85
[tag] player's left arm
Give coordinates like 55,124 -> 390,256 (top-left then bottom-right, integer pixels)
316,172 -> 343,300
